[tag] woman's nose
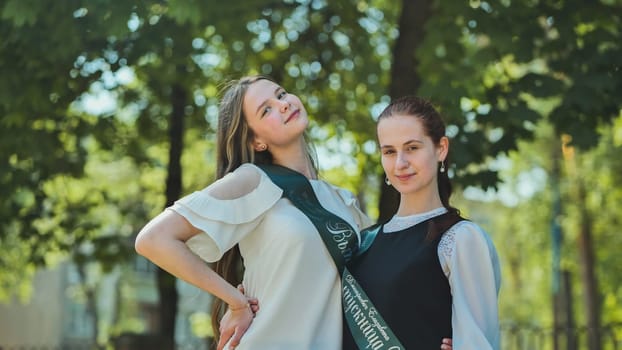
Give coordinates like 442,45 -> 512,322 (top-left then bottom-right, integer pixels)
396,153 -> 409,168
278,99 -> 290,112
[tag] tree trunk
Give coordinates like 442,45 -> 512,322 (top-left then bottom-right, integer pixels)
576,177 -> 601,350
561,270 -> 577,350
388,0 -> 430,99
551,140 -> 563,350
157,79 -> 187,350
76,264 -> 103,350
378,0 -> 433,222
563,140 -> 602,350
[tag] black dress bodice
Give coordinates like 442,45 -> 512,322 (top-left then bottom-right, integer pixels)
343,219 -> 453,349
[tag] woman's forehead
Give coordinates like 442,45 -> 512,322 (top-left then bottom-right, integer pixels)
377,115 -> 427,143
243,79 -> 280,113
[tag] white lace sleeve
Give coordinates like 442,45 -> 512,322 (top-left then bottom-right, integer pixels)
438,221 -> 502,349
167,163 -> 283,262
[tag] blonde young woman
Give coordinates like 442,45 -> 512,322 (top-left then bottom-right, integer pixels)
135,76 -> 372,350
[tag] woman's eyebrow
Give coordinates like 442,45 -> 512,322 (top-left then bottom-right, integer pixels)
255,87 -> 282,115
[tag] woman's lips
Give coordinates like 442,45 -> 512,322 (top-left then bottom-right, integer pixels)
285,110 -> 300,123
395,174 -> 414,181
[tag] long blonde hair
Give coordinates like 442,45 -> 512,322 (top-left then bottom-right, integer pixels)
216,75 -> 273,178
211,75 -> 317,339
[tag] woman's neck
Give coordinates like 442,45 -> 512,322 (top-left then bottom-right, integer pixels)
275,160 -> 316,179
396,190 -> 443,217
271,144 -> 317,179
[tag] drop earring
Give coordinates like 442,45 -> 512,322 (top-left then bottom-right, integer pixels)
440,160 -> 446,173
385,177 -> 391,186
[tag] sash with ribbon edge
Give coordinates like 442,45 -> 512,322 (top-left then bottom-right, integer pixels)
258,164 -> 405,350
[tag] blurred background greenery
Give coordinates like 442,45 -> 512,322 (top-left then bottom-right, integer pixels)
0,0 -> 620,349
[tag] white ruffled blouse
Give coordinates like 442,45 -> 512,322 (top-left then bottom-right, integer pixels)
167,163 -> 372,350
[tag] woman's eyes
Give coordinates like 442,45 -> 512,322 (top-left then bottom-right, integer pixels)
382,147 -> 419,155
261,91 -> 287,116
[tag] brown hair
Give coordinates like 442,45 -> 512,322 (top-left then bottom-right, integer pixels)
216,75 -> 274,178
211,75 -> 317,340
377,95 -> 463,240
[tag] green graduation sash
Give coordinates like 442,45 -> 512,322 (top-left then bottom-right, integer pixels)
259,164 -> 405,350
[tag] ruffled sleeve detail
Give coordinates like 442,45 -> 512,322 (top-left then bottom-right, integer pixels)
167,163 -> 283,262
175,177 -> 282,225
438,221 -> 502,349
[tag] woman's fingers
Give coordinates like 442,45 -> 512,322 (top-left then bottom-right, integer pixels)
237,284 -> 259,314
440,337 -> 453,350
228,327 -> 244,348
217,302 -> 255,350
217,326 -> 234,350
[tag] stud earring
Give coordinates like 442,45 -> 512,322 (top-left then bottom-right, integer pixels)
385,177 -> 391,186
440,160 -> 446,173
258,144 -> 267,151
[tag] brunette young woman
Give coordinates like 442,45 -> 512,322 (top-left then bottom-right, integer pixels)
343,96 -> 501,349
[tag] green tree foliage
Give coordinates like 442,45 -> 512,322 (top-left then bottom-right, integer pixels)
451,119 -> 558,327
417,0 -> 621,186
593,117 -> 622,328
0,1 -> 391,346
413,6 -> 621,344
456,114 -> 622,347
2,0 -> 621,347
0,0 -> 136,298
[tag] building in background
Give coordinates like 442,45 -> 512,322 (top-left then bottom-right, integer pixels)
0,255 -> 212,349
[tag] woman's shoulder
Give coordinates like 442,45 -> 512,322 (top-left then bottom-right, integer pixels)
172,162 -> 283,226
448,220 -> 490,239
315,177 -> 362,204
439,220 -> 495,257
319,180 -> 373,229
202,163 -> 271,200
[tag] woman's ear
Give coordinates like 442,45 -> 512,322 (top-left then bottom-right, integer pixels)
438,136 -> 449,161
253,140 -> 268,152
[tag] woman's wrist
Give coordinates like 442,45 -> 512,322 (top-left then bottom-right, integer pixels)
227,291 -> 250,311
228,301 -> 250,311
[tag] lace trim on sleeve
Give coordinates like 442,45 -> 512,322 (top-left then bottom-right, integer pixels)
438,222 -> 460,258
438,220 -> 469,276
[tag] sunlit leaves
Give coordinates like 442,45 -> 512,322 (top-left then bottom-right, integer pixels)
417,0 -> 622,192
0,228 -> 37,302
1,1 -> 620,338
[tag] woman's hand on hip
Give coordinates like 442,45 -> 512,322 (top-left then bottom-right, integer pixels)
217,285 -> 259,350
217,305 -> 253,350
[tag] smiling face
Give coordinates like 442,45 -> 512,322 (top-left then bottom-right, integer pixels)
378,114 -> 448,201
242,79 -> 309,152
